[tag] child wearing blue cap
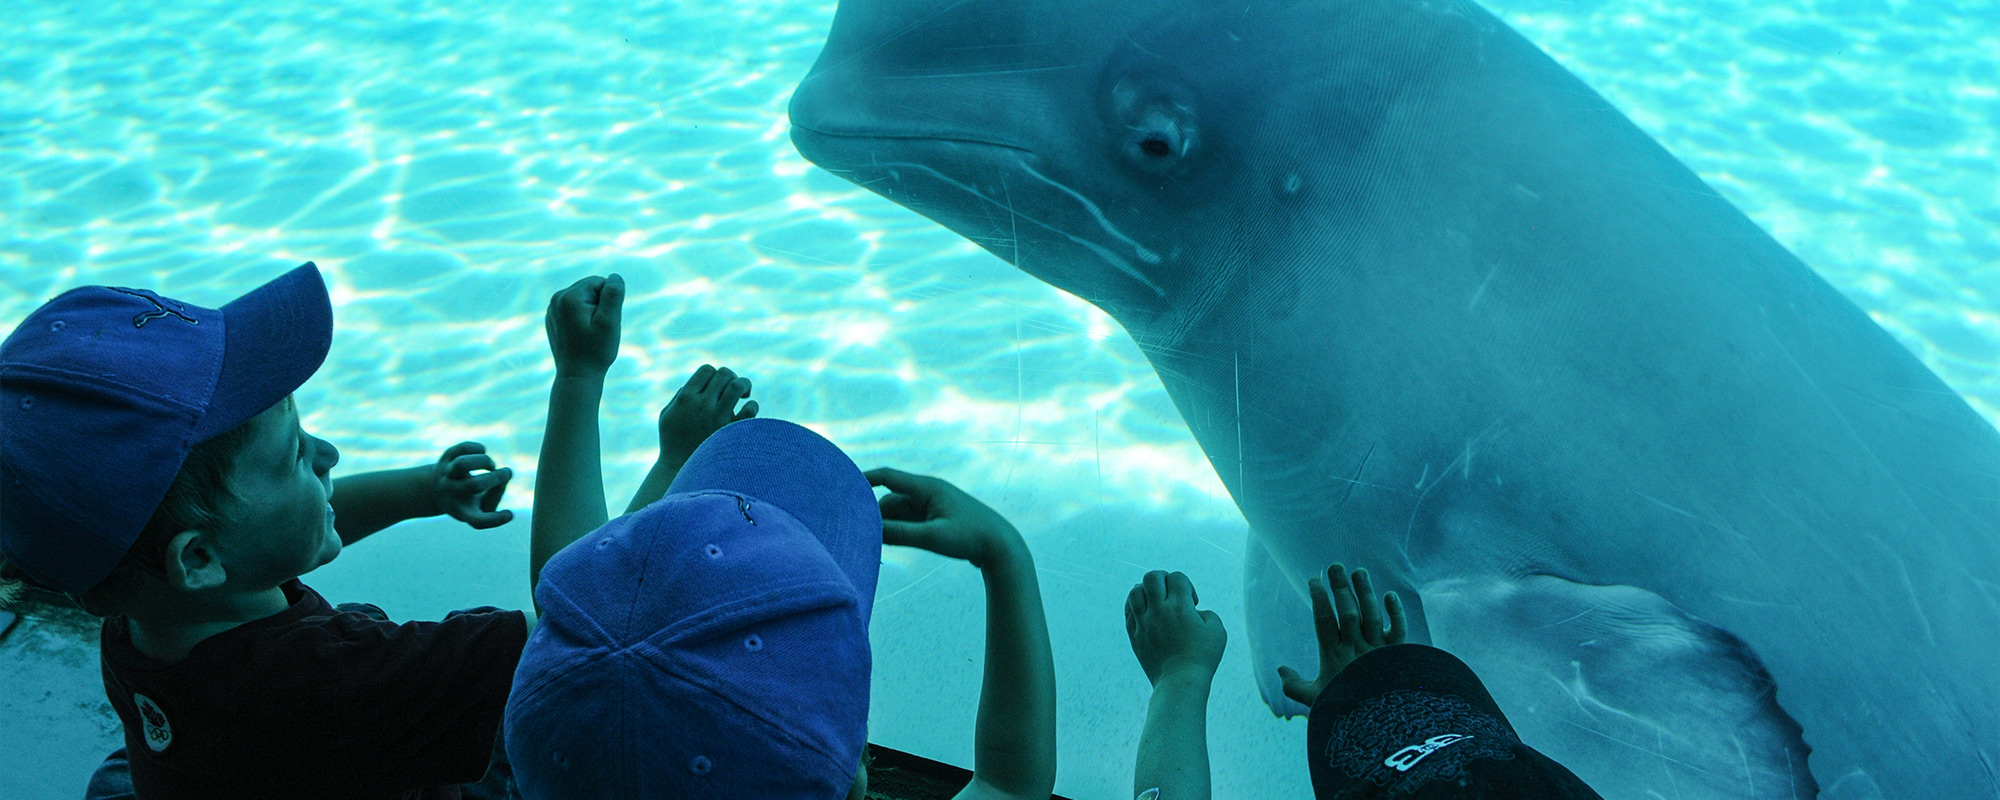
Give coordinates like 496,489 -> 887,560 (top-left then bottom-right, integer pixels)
0,265 -> 754,799
504,274 -> 1058,800
0,263 -> 527,798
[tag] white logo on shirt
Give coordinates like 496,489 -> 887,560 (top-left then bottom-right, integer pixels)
135,693 -> 172,752
1385,733 -> 1472,772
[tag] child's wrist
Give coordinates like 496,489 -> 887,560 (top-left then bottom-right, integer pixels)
656,445 -> 696,469
1150,668 -> 1217,694
973,531 -> 1030,571
417,464 -> 448,517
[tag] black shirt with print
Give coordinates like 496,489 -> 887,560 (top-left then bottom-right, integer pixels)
99,580 -> 527,799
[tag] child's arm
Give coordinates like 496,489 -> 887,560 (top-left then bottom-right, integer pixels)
331,443 -> 514,545
963,529 -> 1059,800
1125,571 -> 1228,800
622,364 -> 758,514
531,274 -> 625,595
867,468 -> 1057,800
1276,563 -> 1408,710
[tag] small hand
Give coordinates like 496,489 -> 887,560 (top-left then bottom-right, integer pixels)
865,468 -> 1019,568
545,274 -> 624,376
428,441 -> 515,529
1125,570 -> 1227,687
657,364 -> 758,467
1277,563 -> 1407,710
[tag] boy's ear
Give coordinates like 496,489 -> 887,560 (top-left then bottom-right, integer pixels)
163,530 -> 228,592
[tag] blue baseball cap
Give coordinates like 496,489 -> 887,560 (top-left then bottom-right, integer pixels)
505,417 -> 883,799
0,263 -> 333,594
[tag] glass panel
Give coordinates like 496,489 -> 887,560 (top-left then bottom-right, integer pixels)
3,0 -> 1994,798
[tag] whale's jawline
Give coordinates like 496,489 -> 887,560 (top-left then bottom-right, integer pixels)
789,123 -> 1036,159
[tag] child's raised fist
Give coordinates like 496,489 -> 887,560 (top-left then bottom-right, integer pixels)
545,274 -> 624,376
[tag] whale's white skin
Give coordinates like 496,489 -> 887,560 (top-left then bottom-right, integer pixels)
789,1 -> 2000,797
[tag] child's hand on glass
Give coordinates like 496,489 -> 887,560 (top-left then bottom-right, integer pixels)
545,274 -> 623,377
1277,563 -> 1407,709
1125,569 -> 1228,687
866,468 -> 1020,569
656,364 -> 757,468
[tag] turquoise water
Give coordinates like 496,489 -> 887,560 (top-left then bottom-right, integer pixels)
1,0 -> 1994,797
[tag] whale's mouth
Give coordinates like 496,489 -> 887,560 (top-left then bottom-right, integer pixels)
787,126 -> 1047,239
790,127 -> 1172,312
786,124 -> 1045,205
788,60 -> 1046,162
788,120 -> 1034,159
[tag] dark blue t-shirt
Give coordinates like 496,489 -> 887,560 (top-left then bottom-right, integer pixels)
100,580 -> 528,799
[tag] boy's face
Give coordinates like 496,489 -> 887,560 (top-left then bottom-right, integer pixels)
210,395 -> 343,585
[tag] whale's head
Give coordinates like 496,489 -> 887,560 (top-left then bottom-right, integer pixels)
790,0 -> 1482,337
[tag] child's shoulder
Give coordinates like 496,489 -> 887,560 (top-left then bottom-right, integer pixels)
284,587 -> 529,672
107,581 -> 524,685
97,584 -> 531,793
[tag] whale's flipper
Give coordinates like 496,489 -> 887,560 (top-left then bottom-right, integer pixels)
1424,573 -> 1821,800
1243,534 -> 1317,719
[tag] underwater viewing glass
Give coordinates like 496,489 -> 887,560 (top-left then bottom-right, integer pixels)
2,0 -> 1995,797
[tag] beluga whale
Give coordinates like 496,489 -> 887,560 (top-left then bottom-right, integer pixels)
787,1 -> 2000,797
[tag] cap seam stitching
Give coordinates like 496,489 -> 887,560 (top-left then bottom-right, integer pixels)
645,579 -> 857,645
1,362 -> 210,413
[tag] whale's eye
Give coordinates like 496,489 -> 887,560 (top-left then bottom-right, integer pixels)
1126,111 -> 1192,170
1130,118 -> 1182,159
1109,76 -> 1199,176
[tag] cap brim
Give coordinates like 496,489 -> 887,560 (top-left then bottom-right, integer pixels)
195,263 -> 333,441
666,418 -> 882,623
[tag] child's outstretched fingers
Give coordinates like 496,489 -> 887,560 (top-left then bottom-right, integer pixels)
865,467 -> 1013,566
1279,562 -> 1407,710
715,370 -> 756,421
867,467 -> 945,551
1384,591 -> 1408,644
1353,568 -> 1385,646
1328,562 -> 1361,645
432,442 -> 515,529
867,467 -> 930,529
1278,564 -> 1344,709
657,364 -> 758,461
